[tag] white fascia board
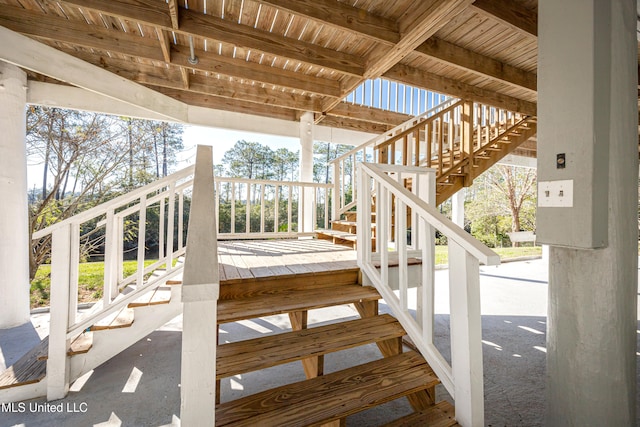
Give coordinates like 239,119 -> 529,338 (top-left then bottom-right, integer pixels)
29,81 -> 380,144
0,25 -> 188,122
27,81 -> 174,122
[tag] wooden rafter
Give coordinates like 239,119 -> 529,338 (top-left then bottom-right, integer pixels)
415,37 -> 537,93
60,0 -> 365,76
253,0 -> 400,45
470,0 -> 537,37
385,63 -> 537,116
0,4 -> 341,97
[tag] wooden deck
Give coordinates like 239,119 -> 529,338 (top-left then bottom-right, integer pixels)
217,239 -> 358,283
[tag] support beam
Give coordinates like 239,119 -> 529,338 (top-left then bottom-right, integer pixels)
26,81 -> 378,146
0,61 -> 30,328
0,26 -> 188,122
254,0 -> 400,45
60,0 -> 365,77
538,0 -> 637,425
385,64 -> 537,116
415,37 -> 537,93
470,0 -> 537,37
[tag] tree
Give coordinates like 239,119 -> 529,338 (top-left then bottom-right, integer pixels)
26,107 -> 185,278
313,142 -> 352,183
220,140 -> 273,179
488,165 -> 537,238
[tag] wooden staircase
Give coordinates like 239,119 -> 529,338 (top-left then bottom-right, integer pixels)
0,271 -> 182,401
1,260 -> 459,425
322,100 -> 538,246
215,268 -> 458,426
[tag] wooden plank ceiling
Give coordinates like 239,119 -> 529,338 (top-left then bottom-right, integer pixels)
0,0 -> 573,155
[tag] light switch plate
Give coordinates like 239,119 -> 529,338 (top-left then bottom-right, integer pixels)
538,180 -> 574,207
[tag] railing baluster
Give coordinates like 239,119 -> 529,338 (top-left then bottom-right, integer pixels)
288,185 -> 292,233
136,195 -> 147,288
230,182 -> 236,234
274,185 -> 280,232
260,184 -> 265,234
68,222 -> 80,326
178,190 -> 184,250
246,183 -> 251,234
159,197 -> 165,261
167,182 -> 176,268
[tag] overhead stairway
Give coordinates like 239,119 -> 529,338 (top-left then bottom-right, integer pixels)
318,99 -> 537,246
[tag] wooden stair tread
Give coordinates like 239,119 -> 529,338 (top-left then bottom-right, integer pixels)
128,287 -> 172,307
217,284 -> 380,324
90,306 -> 135,331
315,229 -> 357,241
36,331 -> 94,360
0,340 -> 47,389
383,401 -> 458,427
217,314 -> 404,379
215,350 -> 440,427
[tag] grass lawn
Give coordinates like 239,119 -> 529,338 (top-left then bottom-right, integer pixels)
30,246 -> 542,308
435,245 -> 541,265
30,260 -> 159,308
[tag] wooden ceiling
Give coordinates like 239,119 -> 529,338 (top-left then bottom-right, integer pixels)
0,0 -> 541,138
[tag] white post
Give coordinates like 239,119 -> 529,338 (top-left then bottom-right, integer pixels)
451,188 -> 465,228
47,225 -> 72,400
0,61 -> 30,328
448,242 -> 484,427
180,145 -> 219,426
298,111 -> 314,233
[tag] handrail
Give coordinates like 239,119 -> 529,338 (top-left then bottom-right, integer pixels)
32,165 -> 195,239
357,162 -> 499,427
332,97 -> 458,165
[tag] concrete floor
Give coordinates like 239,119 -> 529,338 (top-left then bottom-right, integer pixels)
0,258 -> 638,427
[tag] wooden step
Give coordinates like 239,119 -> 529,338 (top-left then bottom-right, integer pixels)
0,341 -> 47,390
383,401 -> 458,427
90,306 -> 135,331
217,284 -> 380,324
128,287 -> 172,308
215,351 -> 440,427
217,314 -> 405,379
35,331 -> 94,360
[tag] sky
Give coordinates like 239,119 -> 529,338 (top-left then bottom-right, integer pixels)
178,125 -> 300,168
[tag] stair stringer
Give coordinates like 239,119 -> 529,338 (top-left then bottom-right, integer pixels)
69,285 -> 183,382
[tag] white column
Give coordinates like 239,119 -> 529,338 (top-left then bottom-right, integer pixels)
539,1 -> 637,425
0,61 -> 30,328
451,188 -> 465,228
298,112 -> 314,233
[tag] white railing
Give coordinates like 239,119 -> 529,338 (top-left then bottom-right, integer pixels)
357,162 -> 500,427
215,177 -> 332,238
35,165 -> 195,400
331,97 -> 458,219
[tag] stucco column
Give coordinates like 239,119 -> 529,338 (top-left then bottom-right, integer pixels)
298,112 -> 314,233
451,188 -> 465,228
0,61 -> 30,328
539,1 -> 637,425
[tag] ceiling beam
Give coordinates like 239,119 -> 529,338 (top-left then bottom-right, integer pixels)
415,37 -> 537,93
0,4 -> 341,97
317,116 -> 393,134
384,63 -> 537,116
253,0 -> 400,45
0,4 -> 165,61
0,25 -> 188,122
328,103 -> 412,126
470,0 -> 537,37
364,0 -> 474,79
61,0 -> 365,77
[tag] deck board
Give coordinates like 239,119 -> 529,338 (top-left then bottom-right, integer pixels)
216,239 -> 358,284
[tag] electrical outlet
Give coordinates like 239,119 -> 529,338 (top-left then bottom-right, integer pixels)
538,180 -> 573,207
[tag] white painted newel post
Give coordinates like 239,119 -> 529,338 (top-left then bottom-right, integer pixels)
180,145 -> 219,426
448,242 -> 484,427
47,224 -> 73,401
